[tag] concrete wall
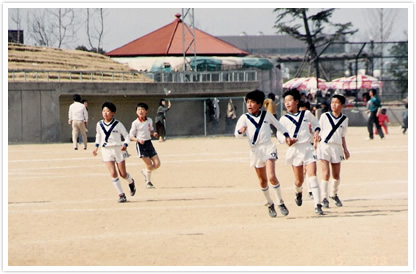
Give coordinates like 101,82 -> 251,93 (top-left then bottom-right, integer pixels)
9,81 -> 406,144
8,81 -> 258,143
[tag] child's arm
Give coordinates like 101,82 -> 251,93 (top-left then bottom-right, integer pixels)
93,122 -> 101,156
308,111 -> 321,148
119,123 -> 130,151
271,114 -> 296,146
150,129 -> 158,139
342,136 -> 350,160
234,115 -> 247,138
129,121 -> 139,143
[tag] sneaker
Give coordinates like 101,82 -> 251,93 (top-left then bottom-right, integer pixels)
129,179 -> 136,196
267,203 -> 277,218
295,192 -> 303,206
118,193 -> 127,203
315,204 -> 324,215
322,198 -> 329,208
278,203 -> 289,216
308,191 -> 314,199
146,182 -> 155,189
330,195 -> 343,207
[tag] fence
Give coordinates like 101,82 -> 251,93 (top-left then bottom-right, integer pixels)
8,69 -> 258,84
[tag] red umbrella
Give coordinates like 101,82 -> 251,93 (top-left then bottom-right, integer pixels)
330,74 -> 383,90
283,77 -> 328,91
328,77 -> 349,90
282,77 -> 306,89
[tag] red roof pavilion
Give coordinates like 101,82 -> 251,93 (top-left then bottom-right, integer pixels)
105,13 -> 249,57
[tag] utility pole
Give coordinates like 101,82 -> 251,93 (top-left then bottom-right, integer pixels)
181,8 -> 197,73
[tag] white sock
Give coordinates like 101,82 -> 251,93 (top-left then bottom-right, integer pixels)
321,180 -> 329,200
261,186 -> 274,205
295,183 -> 303,194
271,183 -> 284,205
112,178 -> 123,195
141,169 -> 151,183
146,169 -> 152,182
307,176 -> 321,207
123,173 -> 133,184
331,179 -> 340,197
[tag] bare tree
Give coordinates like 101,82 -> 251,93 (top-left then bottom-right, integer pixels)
27,9 -> 52,46
365,8 -> 398,43
9,9 -> 23,43
86,8 -> 106,53
364,8 -> 399,91
26,8 -> 79,48
48,8 -> 78,48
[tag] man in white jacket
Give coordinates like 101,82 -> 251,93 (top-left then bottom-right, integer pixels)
68,94 -> 88,150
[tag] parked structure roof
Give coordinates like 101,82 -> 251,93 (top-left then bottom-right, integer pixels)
106,14 -> 249,57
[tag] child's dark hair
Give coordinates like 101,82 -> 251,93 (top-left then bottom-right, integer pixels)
102,102 -> 116,112
159,99 -> 166,106
282,89 -> 301,101
245,89 -> 265,105
267,93 -> 275,100
299,100 -> 311,110
136,102 -> 149,110
332,94 -> 346,105
381,108 -> 387,115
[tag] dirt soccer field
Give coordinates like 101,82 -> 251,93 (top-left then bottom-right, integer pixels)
6,126 -> 411,270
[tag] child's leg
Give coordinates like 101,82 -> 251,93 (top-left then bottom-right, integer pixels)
292,165 -> 304,206
105,161 -> 124,195
116,160 -> 135,195
255,167 -> 272,204
319,160 -> 330,201
151,155 -> 161,170
383,124 -> 388,134
265,159 -> 284,205
330,163 -> 341,197
305,162 -> 321,207
117,160 -> 133,183
291,165 -> 304,193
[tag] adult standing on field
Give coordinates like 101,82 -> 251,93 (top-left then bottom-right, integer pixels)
367,89 -> 384,140
155,99 -> 171,142
68,94 -> 88,150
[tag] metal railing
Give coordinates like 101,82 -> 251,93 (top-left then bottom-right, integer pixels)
8,70 -> 154,83
147,70 -> 258,83
8,69 -> 258,83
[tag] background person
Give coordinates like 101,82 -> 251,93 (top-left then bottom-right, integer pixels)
68,94 -> 88,150
367,89 -> 384,140
155,99 -> 171,142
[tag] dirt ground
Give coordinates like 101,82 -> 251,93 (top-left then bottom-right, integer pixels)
7,126 -> 411,270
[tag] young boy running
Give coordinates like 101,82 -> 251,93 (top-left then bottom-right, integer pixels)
279,89 -> 324,215
235,89 -> 296,218
93,102 -> 136,203
129,102 -> 160,189
317,94 -> 350,208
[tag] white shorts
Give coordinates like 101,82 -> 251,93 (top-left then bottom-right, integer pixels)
317,142 -> 344,163
249,141 -> 278,168
101,146 -> 130,163
285,142 -> 316,166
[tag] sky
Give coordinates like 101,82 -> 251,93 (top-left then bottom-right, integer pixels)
5,3 -> 411,52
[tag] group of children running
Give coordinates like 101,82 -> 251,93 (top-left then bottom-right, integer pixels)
235,89 -> 349,217
92,102 -> 160,203
92,89 -> 349,218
